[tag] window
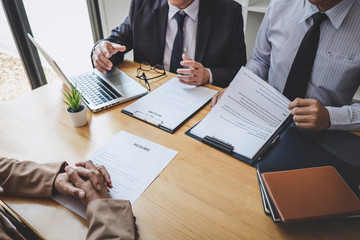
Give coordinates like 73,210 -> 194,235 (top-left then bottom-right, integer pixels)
1,0 -> 100,104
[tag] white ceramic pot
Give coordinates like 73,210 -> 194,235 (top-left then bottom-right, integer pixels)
66,105 -> 87,127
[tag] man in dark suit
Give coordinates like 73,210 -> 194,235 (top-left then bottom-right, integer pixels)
91,0 -> 246,88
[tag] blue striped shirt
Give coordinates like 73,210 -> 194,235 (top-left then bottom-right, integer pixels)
246,0 -> 360,131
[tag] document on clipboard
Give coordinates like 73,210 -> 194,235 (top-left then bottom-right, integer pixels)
122,78 -> 218,133
187,67 -> 293,164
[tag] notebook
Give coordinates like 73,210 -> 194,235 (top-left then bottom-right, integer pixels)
261,166 -> 360,223
28,33 -> 147,112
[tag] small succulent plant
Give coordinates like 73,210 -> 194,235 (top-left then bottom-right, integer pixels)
63,86 -> 83,113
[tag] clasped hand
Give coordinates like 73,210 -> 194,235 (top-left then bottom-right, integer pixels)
54,160 -> 112,206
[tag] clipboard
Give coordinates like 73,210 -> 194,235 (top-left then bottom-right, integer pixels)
121,78 -> 218,134
185,67 -> 296,165
122,98 -> 211,134
185,115 -> 294,166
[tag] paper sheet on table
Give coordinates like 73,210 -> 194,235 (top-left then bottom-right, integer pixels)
123,78 -> 218,131
53,131 -> 177,218
190,67 -> 291,159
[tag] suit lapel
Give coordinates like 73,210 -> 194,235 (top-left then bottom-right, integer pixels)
153,0 -> 169,64
195,0 -> 213,62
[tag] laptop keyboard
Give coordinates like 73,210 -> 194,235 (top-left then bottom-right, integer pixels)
70,72 -> 122,106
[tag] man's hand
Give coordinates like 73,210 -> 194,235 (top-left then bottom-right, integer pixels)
288,98 -> 331,131
176,54 -> 210,86
210,88 -> 227,108
65,166 -> 108,207
75,160 -> 113,190
92,41 -> 126,74
54,172 -> 85,199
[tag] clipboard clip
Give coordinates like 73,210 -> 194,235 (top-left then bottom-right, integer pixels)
133,111 -> 163,127
202,136 -> 234,154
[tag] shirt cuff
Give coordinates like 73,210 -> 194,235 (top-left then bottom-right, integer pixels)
207,68 -> 213,85
326,106 -> 351,130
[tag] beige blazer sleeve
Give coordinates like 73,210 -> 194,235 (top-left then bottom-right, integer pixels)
0,157 -> 66,239
0,157 -> 66,197
1,157 -> 137,239
86,199 -> 137,240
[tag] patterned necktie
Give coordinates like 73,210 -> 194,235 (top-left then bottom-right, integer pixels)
283,12 -> 328,101
170,11 -> 187,73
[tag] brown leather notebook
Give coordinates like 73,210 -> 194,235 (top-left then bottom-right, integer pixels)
261,166 -> 360,223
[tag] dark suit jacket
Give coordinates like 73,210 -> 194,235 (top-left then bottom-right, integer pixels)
102,0 -> 246,88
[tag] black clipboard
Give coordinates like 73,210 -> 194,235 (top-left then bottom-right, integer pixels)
185,115 -> 294,166
122,98 -> 212,134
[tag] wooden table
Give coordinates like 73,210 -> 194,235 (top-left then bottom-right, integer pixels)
0,61 -> 359,239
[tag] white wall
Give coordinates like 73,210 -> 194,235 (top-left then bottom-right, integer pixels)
24,0 -> 94,76
99,0 -> 131,37
98,0 -> 132,59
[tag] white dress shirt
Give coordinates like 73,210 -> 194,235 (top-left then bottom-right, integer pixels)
246,0 -> 360,131
164,0 -> 213,84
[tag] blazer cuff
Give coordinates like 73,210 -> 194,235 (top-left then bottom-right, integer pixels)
86,199 -> 136,240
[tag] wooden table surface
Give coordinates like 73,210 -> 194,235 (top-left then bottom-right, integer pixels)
0,61 -> 359,240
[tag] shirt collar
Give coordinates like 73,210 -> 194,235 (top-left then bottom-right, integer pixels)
168,0 -> 200,22
300,0 -> 355,29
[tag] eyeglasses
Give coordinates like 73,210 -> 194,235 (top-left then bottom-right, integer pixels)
136,62 -> 166,80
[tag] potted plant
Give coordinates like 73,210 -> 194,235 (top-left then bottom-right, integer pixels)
63,86 -> 87,127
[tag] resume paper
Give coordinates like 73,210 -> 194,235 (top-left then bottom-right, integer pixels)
53,131 -> 178,218
190,67 -> 291,159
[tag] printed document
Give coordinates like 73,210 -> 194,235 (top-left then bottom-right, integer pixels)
54,131 -> 178,218
190,67 -> 291,159
123,78 -> 218,131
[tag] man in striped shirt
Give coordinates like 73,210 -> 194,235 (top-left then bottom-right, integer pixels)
212,0 -> 360,132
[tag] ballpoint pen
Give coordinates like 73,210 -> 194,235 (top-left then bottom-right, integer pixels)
142,72 -> 151,91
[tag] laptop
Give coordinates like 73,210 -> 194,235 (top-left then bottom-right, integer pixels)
27,33 -> 147,112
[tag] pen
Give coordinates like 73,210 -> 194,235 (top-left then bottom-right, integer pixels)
142,72 -> 151,91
